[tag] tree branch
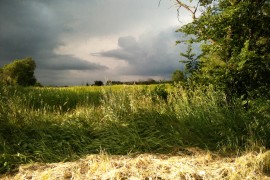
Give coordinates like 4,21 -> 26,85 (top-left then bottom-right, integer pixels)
175,0 -> 197,20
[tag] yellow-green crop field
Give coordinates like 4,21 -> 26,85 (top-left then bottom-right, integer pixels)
0,84 -> 270,178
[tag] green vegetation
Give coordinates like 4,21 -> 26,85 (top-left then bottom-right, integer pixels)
175,0 -> 270,100
1,84 -> 269,174
171,70 -> 185,82
1,0 -> 269,177
0,57 -> 37,86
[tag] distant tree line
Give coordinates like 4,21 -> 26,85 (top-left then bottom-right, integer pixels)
88,79 -> 173,86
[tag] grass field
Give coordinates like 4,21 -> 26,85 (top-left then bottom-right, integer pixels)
0,84 -> 270,179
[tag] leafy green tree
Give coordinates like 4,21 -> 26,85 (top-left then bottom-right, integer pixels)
179,42 -> 200,76
172,70 -> 185,82
1,57 -> 37,86
175,0 -> 270,99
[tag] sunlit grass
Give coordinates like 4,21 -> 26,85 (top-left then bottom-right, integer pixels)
0,83 -> 270,178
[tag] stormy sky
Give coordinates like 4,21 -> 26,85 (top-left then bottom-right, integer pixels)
0,0 -> 198,86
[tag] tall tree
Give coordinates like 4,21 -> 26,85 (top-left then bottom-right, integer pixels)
1,57 -> 37,86
175,0 -> 270,98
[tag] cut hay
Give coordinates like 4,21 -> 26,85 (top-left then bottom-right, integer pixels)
1,149 -> 270,180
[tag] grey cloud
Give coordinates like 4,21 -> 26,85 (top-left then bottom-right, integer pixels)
0,0 -> 190,85
118,36 -> 139,50
0,0 -> 108,85
97,27 -> 194,77
44,0 -> 177,37
97,36 -> 143,62
42,55 -> 107,71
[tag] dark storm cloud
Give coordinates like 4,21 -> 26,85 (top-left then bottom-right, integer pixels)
96,27 -> 199,77
0,0 -> 193,85
0,1 -> 107,73
0,1 -> 56,65
45,0 -> 179,38
43,55 -> 107,71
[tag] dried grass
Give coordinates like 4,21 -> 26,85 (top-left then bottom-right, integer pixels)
2,149 -> 270,180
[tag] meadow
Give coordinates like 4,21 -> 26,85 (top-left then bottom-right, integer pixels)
0,83 -> 270,179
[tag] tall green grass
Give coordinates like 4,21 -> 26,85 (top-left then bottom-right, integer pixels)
0,84 -> 270,174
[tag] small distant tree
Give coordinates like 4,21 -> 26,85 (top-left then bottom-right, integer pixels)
1,57 -> 37,86
106,80 -> 112,86
172,70 -> 185,82
94,80 -> 103,86
146,78 -> 156,84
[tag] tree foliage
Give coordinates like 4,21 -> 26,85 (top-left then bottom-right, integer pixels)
179,42 -> 200,76
0,57 -> 37,86
172,70 -> 185,82
94,80 -> 104,86
175,0 -> 270,99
